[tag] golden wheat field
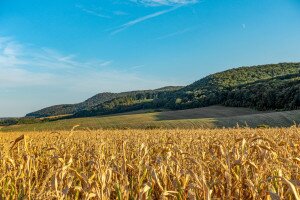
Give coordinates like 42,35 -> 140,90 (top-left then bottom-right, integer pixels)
1,127 -> 300,199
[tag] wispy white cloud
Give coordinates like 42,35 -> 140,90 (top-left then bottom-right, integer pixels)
111,6 -> 180,35
99,60 -> 113,67
155,27 -> 194,40
130,65 -> 144,70
113,11 -> 129,16
76,4 -> 111,19
76,4 -> 128,19
132,0 -> 198,7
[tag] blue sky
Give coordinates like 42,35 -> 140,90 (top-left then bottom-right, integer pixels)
1,0 -> 300,117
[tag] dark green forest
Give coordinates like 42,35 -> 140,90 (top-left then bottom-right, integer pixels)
6,62 -> 299,123
223,74 -> 300,110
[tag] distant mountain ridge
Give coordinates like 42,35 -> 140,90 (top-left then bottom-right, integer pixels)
26,86 -> 183,117
26,62 -> 300,118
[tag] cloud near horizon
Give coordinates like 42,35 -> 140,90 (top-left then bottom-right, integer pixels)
0,36 -> 171,90
0,36 -> 175,116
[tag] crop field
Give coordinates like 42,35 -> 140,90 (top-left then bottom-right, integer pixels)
1,127 -> 300,199
2,107 -> 300,132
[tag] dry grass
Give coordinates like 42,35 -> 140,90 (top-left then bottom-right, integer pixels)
1,127 -> 300,199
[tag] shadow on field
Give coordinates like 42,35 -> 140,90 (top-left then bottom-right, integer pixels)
156,106 -> 265,121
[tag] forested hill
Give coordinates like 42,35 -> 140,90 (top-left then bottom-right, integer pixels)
168,62 -> 300,109
73,62 -> 300,117
26,86 -> 183,118
184,63 -> 299,91
26,62 -> 300,118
